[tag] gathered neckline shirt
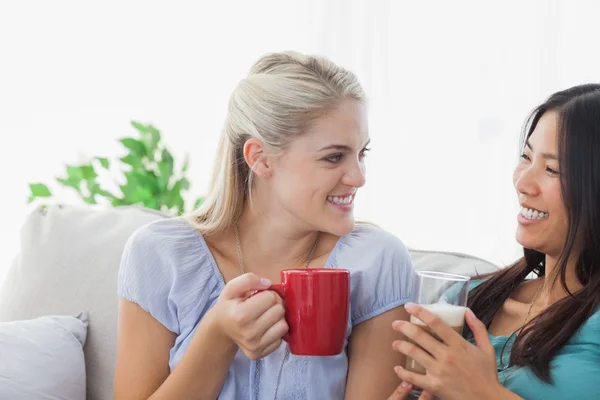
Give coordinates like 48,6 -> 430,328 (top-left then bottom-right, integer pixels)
118,218 -> 417,399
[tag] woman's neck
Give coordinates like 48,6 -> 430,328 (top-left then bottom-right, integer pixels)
236,204 -> 322,273
536,254 -> 583,307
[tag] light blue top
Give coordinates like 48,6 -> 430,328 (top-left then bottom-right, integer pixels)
117,218 -> 417,400
468,280 -> 600,400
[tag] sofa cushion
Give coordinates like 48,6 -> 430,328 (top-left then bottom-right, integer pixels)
0,205 -> 164,400
409,248 -> 499,276
0,313 -> 88,400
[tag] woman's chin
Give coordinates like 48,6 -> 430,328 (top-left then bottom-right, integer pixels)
515,234 -> 543,254
319,217 -> 356,237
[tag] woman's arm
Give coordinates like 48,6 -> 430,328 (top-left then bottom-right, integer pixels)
115,273 -> 287,400
114,300 -> 238,400
345,306 -> 410,400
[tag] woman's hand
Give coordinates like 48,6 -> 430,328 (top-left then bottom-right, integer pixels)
391,303 -> 502,400
387,381 -> 435,400
210,273 -> 289,360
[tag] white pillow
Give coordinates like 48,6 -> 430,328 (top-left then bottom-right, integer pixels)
0,312 -> 88,400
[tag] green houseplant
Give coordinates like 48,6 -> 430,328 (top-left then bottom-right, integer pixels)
27,121 -> 204,215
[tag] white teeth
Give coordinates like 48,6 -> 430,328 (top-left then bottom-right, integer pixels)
520,207 -> 549,220
327,194 -> 354,205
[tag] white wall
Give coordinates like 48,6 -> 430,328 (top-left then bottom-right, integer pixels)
2,0 -> 600,282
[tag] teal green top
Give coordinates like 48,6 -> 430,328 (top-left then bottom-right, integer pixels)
468,280 -> 600,399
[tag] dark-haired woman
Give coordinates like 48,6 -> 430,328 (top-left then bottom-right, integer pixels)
389,84 -> 600,400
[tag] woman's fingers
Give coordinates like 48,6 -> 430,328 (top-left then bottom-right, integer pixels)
404,303 -> 463,346
394,366 -> 429,394
387,381 -> 414,400
418,391 -> 435,400
465,308 -> 494,357
254,302 -> 286,337
259,316 -> 289,348
392,340 -> 435,372
259,338 -> 284,358
393,320 -> 444,356
238,289 -> 280,321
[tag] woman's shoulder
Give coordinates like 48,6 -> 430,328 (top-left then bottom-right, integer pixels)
124,217 -> 213,264
334,222 -> 410,264
468,278 -> 486,291
118,217 -> 222,332
127,216 -> 201,246
574,307 -> 600,340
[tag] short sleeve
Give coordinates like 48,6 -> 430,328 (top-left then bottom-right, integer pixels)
117,218 -> 220,335
117,220 -> 181,333
334,224 -> 418,326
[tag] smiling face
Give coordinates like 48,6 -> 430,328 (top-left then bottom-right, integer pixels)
513,111 -> 569,257
265,98 -> 369,236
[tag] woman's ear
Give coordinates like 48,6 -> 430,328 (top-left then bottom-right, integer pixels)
243,138 -> 272,178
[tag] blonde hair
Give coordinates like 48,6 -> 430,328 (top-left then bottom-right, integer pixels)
187,51 -> 365,234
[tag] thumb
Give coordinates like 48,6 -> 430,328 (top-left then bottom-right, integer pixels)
223,273 -> 272,299
466,308 -> 494,356
387,382 -> 413,400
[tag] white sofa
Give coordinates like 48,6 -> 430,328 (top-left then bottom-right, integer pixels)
0,205 -> 499,399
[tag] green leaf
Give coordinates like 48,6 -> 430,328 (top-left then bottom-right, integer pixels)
178,177 -> 190,191
164,178 -> 189,213
111,197 -> 126,207
130,186 -> 154,203
144,199 -> 160,210
83,196 -> 97,205
182,155 -> 189,173
85,180 -> 104,196
57,177 -> 81,191
193,196 -> 204,209
136,171 -> 159,192
27,194 -> 36,204
29,183 -> 52,197
145,126 -> 161,155
131,121 -> 149,134
120,154 -> 143,169
66,165 -> 84,182
164,188 -> 181,208
121,171 -> 158,202
97,157 -> 109,169
157,149 -> 174,190
80,165 -> 97,180
119,182 -> 136,200
97,188 -> 116,198
120,138 -> 147,157
131,121 -> 161,156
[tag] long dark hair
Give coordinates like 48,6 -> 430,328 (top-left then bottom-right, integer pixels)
466,84 -> 600,382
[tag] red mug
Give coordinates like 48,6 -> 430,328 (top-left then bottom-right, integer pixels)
265,268 -> 350,356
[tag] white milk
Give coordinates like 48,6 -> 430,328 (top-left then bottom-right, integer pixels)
409,303 -> 466,327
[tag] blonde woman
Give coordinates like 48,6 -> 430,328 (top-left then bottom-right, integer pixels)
114,51 -> 416,400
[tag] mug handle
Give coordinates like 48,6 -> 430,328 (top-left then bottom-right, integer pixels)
253,283 -> 290,342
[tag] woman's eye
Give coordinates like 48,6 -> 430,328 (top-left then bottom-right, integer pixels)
359,147 -> 371,158
520,153 -> 531,161
326,154 -> 343,163
546,166 -> 559,175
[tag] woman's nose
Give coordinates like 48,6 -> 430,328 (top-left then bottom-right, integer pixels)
344,161 -> 366,188
514,165 -> 540,197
